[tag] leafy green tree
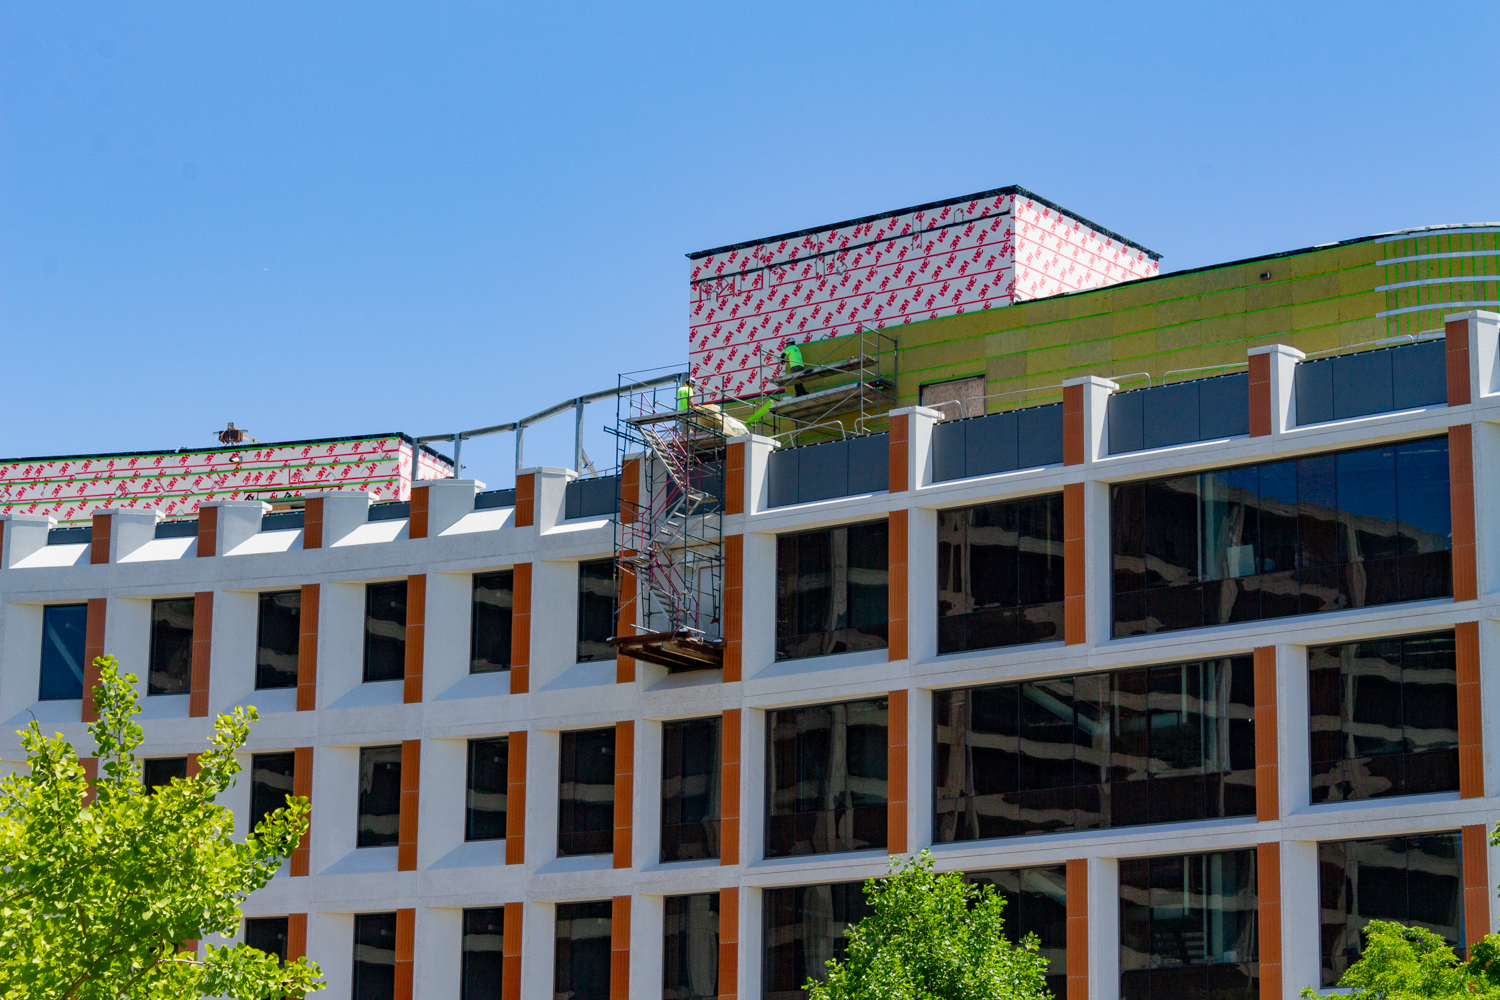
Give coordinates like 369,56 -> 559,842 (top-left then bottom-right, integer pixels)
0,655 -> 323,1000
1299,921 -> 1500,1000
807,850 -> 1052,1000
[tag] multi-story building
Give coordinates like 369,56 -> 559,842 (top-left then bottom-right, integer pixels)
2,196 -> 1499,1000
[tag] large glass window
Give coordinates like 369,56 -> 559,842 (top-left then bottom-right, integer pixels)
462,906 -> 505,1000
466,737 -> 509,841
364,582 -> 407,682
762,881 -> 873,1000
357,745 -> 402,848
577,559 -> 616,663
352,911 -> 397,1000
766,698 -> 888,858
663,892 -> 718,999
938,494 -> 1064,653
554,900 -> 611,1000
244,916 -> 288,961
661,716 -> 721,863
39,603 -> 87,701
1318,832 -> 1463,985
1119,849 -> 1259,1000
472,570 -> 513,673
776,520 -> 889,661
148,597 -> 195,695
1111,438 -> 1452,637
1310,630 -> 1459,802
934,659 -> 1255,842
966,866 -> 1068,999
143,757 -> 188,792
255,590 -> 300,690
558,728 -> 615,857
249,752 -> 296,831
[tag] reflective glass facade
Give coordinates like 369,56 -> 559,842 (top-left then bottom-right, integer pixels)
576,559 -> 616,663
558,727 -> 615,857
148,597 -> 194,695
765,698 -> 887,858
554,900 -> 611,1000
1318,832 -> 1464,986
471,570 -> 513,673
249,751 -> 296,831
966,866 -> 1069,998
38,603 -> 86,701
255,589 -> 300,690
244,916 -> 288,961
937,494 -> 1064,653
1309,630 -> 1459,802
143,756 -> 187,792
663,893 -> 718,999
775,520 -> 888,661
1119,850 -> 1259,1000
357,744 -> 402,848
363,581 -> 407,682
660,716 -> 721,863
352,912 -> 397,1000
461,906 -> 504,1000
1111,439 -> 1452,637
466,737 -> 508,841
934,659 -> 1255,842
762,881 -> 872,1000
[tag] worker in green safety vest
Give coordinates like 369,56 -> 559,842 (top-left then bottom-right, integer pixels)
781,343 -> 804,372
676,382 -> 693,411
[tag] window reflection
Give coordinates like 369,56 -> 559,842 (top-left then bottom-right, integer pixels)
776,521 -> 889,660
558,728 -> 615,857
762,882 -> 872,1000
766,699 -> 888,858
937,494 -> 1065,653
554,900 -> 611,1000
934,660 -> 1255,842
663,893 -> 718,999
1111,438 -> 1452,637
966,866 -> 1068,998
661,717 -> 721,863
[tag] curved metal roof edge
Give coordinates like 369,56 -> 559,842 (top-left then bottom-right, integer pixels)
686,184 -> 1162,262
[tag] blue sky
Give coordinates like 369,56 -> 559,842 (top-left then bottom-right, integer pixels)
3,3 -> 1497,486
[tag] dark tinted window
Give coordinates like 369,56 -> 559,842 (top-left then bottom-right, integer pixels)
775,520 -> 889,661
466,737 -> 508,842
558,728 -> 615,857
661,717 -> 721,863
1318,832 -> 1464,985
766,698 -> 887,858
357,745 -> 402,848
39,603 -> 88,701
472,571 -> 513,673
663,892 -> 718,999
938,495 -> 1064,653
143,756 -> 188,792
935,658 -> 1255,842
1119,850 -> 1258,1000
1309,630 -> 1459,802
554,900 -> 611,1000
255,590 -> 300,690
762,881 -> 872,1000
148,597 -> 195,695
364,581 -> 407,683
1111,438 -> 1451,637
966,866 -> 1068,999
462,906 -> 505,1000
250,752 -> 296,832
576,559 -> 616,662
352,911 -> 397,1000
245,916 -> 288,961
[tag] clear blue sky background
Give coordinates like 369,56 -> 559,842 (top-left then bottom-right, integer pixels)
3,3 -> 1498,486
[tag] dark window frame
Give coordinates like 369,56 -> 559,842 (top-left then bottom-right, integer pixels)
255,590 -> 301,691
39,602 -> 88,701
660,716 -> 722,863
466,737 -> 509,842
148,596 -> 196,696
558,727 -> 615,857
765,698 -> 888,859
471,570 -> 514,674
937,493 -> 1065,654
775,520 -> 889,661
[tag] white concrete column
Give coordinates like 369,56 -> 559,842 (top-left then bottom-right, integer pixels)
0,513 -> 53,567
1278,643 -> 1311,814
529,559 -> 579,688
888,405 -> 942,489
742,434 -> 776,515
739,531 -> 778,679
742,708 -> 767,865
522,901 -> 554,999
907,505 -> 938,664
1249,344 -> 1304,436
1088,855 -> 1121,1000
520,467 -> 573,533
636,719 -> 663,869
632,893 -> 666,998
308,490 -> 376,547
1084,479 -> 1113,647
95,507 -> 161,562
200,499 -> 270,554
908,685 -> 934,851
1448,309 -> 1500,400
1063,375 -> 1118,465
528,729 -> 561,866
740,886 -> 762,1000
416,478 -> 486,536
418,905 -> 463,1000
421,569 -> 474,699
1280,839 -> 1321,997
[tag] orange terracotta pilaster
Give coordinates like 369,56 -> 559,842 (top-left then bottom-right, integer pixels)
1464,824 -> 1491,950
90,511 -> 110,565
723,535 -> 743,682
610,896 -> 631,1000
510,564 -> 531,694
80,756 -> 98,806
718,886 -> 739,999
189,592 -> 213,718
1248,351 -> 1272,437
82,597 -> 106,723
398,739 -> 420,872
404,574 -> 425,704
394,907 -> 415,1000
720,709 -> 740,866
887,689 -> 908,854
888,510 -> 908,661
505,732 -> 527,865
724,441 -> 745,516
1257,842 -> 1282,1000
297,583 -> 319,712
1066,858 -> 1088,1000
302,497 -> 324,549
1456,621 -> 1484,798
1063,383 -> 1085,466
1254,646 -> 1279,821
514,473 -> 536,528
286,913 -> 308,961
197,505 -> 218,557
613,721 -> 634,869
616,562 -> 636,684
290,747 -> 313,876
502,901 -> 523,1000
888,413 -> 909,493
1446,317 -> 1473,406
1063,483 -> 1085,645
1450,424 -> 1477,601
408,485 -> 429,539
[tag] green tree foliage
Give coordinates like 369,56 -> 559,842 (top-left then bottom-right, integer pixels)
1300,921 -> 1500,1000
0,655 -> 323,1000
807,851 -> 1052,1000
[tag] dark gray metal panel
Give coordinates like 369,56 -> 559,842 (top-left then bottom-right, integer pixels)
1392,340 -> 1448,410
767,447 -> 798,508
1198,373 -> 1250,440
931,419 -> 967,483
155,519 -> 199,539
846,433 -> 890,495
1143,381 -> 1201,449
368,501 -> 411,522
1107,390 -> 1145,455
967,411 -> 1019,476
474,489 -> 517,510
564,480 -> 581,519
798,439 -> 850,503
1294,358 -> 1334,425
1016,403 -> 1063,468
261,510 -> 306,530
571,474 -> 619,518
1332,348 -> 1394,420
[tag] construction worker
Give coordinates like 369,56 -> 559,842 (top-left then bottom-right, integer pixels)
676,381 -> 694,411
781,342 -> 804,372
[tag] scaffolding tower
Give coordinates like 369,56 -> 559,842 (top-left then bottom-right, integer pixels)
609,373 -> 726,672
